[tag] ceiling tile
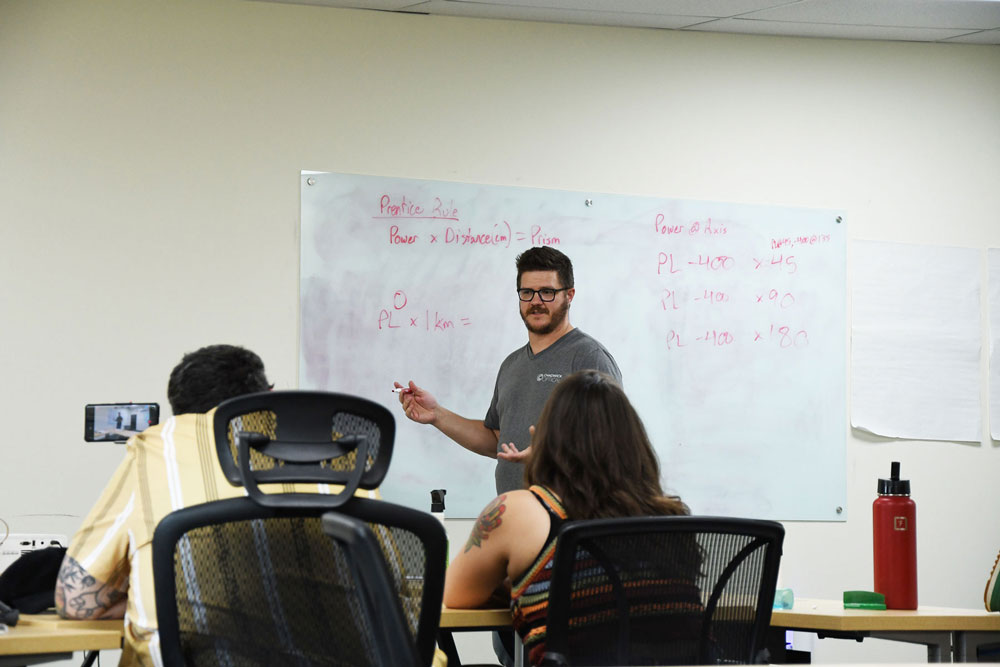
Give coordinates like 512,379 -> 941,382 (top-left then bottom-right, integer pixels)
244,0 -> 1000,42
415,1 -> 710,28
739,0 -> 1000,30
439,0 -> 800,19
941,27 -> 1000,43
688,17 -> 977,41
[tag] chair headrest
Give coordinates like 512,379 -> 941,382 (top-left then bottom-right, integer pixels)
212,390 -> 395,509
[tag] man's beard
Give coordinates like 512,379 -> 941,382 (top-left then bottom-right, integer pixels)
520,299 -> 569,335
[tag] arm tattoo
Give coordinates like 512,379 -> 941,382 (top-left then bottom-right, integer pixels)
58,556 -> 96,592
464,494 -> 506,553
56,556 -> 128,619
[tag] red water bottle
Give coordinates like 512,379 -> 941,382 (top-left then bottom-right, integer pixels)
873,461 -> 917,609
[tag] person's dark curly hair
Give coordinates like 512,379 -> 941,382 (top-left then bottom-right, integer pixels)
166,344 -> 270,415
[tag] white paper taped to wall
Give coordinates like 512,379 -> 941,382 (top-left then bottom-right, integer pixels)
852,240 -> 981,442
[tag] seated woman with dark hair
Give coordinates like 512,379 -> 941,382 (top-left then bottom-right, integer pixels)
444,369 -> 693,665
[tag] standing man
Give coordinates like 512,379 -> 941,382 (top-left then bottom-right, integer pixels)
395,246 -> 621,494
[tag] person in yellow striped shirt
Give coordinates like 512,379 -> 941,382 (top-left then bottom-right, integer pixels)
54,344 -> 380,666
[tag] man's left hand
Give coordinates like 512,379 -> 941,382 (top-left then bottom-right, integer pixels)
497,442 -> 532,463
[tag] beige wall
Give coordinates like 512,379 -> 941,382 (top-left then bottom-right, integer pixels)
2,1 -> 999,662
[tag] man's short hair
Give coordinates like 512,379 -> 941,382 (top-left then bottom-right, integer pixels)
515,247 -> 574,290
166,344 -> 270,415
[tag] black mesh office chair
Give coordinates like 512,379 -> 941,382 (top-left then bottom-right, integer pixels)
540,516 -> 784,666
152,390 -> 447,667
321,512 -> 420,665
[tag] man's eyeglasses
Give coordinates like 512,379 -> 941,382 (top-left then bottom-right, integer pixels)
517,287 -> 568,302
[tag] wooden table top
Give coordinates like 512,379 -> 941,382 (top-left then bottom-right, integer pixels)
442,598 -> 1000,633
771,598 -> 1000,633
4,598 -> 997,657
0,614 -> 123,655
439,606 -> 513,628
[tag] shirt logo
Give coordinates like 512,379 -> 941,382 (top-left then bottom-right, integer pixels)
536,373 -> 563,383
894,516 -> 908,531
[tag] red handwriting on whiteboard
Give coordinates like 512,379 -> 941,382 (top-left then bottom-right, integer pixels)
444,222 -> 511,247
657,252 -> 681,275
515,225 -> 561,246
702,219 -> 727,235
695,330 -> 734,346
667,329 -> 733,349
771,234 -> 830,249
383,221 -> 561,248
687,218 -> 728,236
379,195 -> 423,217
754,289 -> 795,308
389,225 -> 418,245
662,289 -> 732,309
377,309 -> 472,331
376,289 -> 472,331
432,198 -> 459,219
664,326 -> 809,349
753,254 -> 798,274
654,214 -> 684,235
661,290 -> 679,310
377,310 -> 401,329
374,195 -> 460,221
654,215 -> 728,236
692,289 -> 730,304
752,325 -> 809,348
532,226 -> 560,246
432,312 -> 454,331
688,255 -> 734,270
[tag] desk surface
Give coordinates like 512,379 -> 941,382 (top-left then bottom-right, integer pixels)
439,606 -> 512,629
0,611 -> 501,654
4,599 -> 998,655
772,598 -> 1000,633
441,599 -> 1000,633
0,612 -> 491,655
0,614 -> 123,655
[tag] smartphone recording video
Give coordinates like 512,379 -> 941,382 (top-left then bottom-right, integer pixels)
84,403 -> 159,442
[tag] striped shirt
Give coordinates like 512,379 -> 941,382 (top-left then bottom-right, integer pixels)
65,410 -> 378,667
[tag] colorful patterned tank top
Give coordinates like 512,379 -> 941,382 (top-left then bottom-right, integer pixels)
509,485 -> 568,665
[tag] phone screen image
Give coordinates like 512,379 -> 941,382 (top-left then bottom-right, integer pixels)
85,403 -> 159,442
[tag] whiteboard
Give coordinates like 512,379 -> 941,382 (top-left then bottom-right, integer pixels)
299,172 -> 847,520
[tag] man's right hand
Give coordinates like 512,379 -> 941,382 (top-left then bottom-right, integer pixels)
393,381 -> 499,458
394,380 -> 438,425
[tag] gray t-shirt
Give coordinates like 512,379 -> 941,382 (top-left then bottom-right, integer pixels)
484,328 -> 622,494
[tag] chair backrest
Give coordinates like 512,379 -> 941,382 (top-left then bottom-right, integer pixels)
541,516 -> 784,666
153,390 -> 446,666
321,512 -> 419,666
212,390 -> 395,508
152,495 -> 447,667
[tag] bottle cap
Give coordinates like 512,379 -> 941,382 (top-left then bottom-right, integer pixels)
877,461 -> 910,496
430,489 -> 447,513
